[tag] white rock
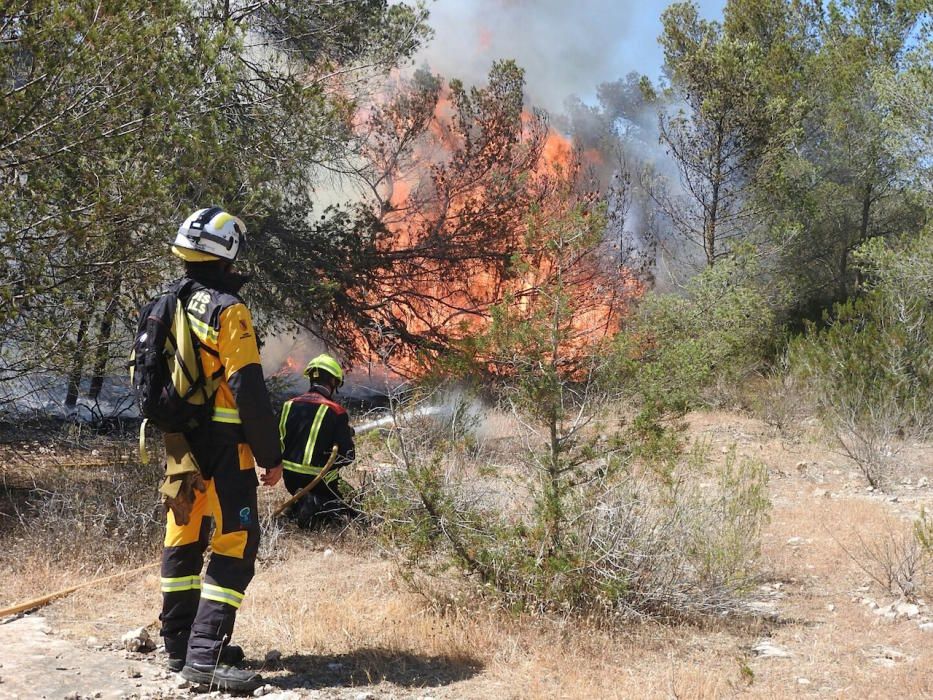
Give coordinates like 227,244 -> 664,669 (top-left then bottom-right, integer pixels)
253,685 -> 275,697
896,602 -> 920,619
918,477 -> 929,488
121,627 -> 155,653
826,603 -> 836,612
797,678 -> 811,685
752,640 -> 792,659
173,676 -> 191,689
813,489 -> 829,498
323,548 -> 334,557
867,645 -> 907,662
786,537 -> 805,546
919,622 -> 933,632
746,601 -> 778,616
86,636 -> 99,647
354,693 -> 376,700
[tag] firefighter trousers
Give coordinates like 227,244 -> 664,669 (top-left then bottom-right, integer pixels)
160,436 -> 259,666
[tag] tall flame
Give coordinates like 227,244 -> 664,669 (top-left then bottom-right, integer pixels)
333,78 -> 646,378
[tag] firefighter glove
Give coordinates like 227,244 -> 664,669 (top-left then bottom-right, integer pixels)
160,433 -> 206,526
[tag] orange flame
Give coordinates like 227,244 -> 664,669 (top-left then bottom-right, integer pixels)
341,82 -> 644,378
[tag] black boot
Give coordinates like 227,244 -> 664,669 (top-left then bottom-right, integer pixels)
180,662 -> 261,692
167,644 -> 245,673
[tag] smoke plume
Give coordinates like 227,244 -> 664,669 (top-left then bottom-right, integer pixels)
416,0 -> 675,114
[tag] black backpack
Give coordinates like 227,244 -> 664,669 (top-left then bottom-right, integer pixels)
129,279 -> 220,434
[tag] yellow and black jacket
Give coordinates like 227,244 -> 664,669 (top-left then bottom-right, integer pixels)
279,385 -> 355,488
180,271 -> 280,474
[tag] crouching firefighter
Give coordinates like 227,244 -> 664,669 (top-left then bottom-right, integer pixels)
159,208 -> 282,692
280,354 -> 357,528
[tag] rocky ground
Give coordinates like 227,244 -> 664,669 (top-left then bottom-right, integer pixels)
2,410 -> 932,699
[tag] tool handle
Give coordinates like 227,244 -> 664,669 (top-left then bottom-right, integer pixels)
272,445 -> 340,517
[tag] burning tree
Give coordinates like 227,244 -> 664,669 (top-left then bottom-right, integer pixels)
251,61 -> 634,374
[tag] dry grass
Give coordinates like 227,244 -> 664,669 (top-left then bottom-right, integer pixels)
3,410 -> 933,698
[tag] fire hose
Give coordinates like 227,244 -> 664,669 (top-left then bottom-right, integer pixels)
0,562 -> 159,619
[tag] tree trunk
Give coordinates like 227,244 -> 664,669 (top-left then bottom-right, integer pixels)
839,182 -> 873,299
705,123 -> 725,267
64,315 -> 90,408
88,294 -> 119,401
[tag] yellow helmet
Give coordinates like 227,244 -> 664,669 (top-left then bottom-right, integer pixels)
303,353 -> 344,386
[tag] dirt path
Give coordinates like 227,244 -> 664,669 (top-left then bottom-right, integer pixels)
0,615 -> 179,699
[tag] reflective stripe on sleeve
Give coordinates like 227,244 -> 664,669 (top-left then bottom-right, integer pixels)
281,459 -> 340,483
201,583 -> 245,609
160,575 -> 201,593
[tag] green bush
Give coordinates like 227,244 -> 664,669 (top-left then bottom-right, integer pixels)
615,252 -> 777,422
789,227 -> 933,486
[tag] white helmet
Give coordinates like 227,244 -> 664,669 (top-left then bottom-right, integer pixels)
171,207 -> 246,262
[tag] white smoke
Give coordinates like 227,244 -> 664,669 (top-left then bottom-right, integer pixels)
416,0 -> 705,114
259,329 -> 325,378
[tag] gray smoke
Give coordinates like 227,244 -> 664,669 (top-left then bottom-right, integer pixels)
416,0 -> 678,114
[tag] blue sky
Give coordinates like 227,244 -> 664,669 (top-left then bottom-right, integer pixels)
415,0 -> 726,113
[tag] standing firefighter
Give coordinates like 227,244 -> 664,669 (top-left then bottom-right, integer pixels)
158,208 -> 282,692
280,354 -> 356,528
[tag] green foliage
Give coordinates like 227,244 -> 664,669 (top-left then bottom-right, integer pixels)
615,253 -> 776,422
790,227 -> 933,430
789,227 -> 933,485
0,0 -> 429,402
367,403 -> 770,621
875,37 -> 933,195
752,0 -> 931,311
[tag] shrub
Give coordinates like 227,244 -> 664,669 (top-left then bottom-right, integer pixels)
615,252 -> 777,422
365,392 -> 770,623
790,228 -> 933,487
